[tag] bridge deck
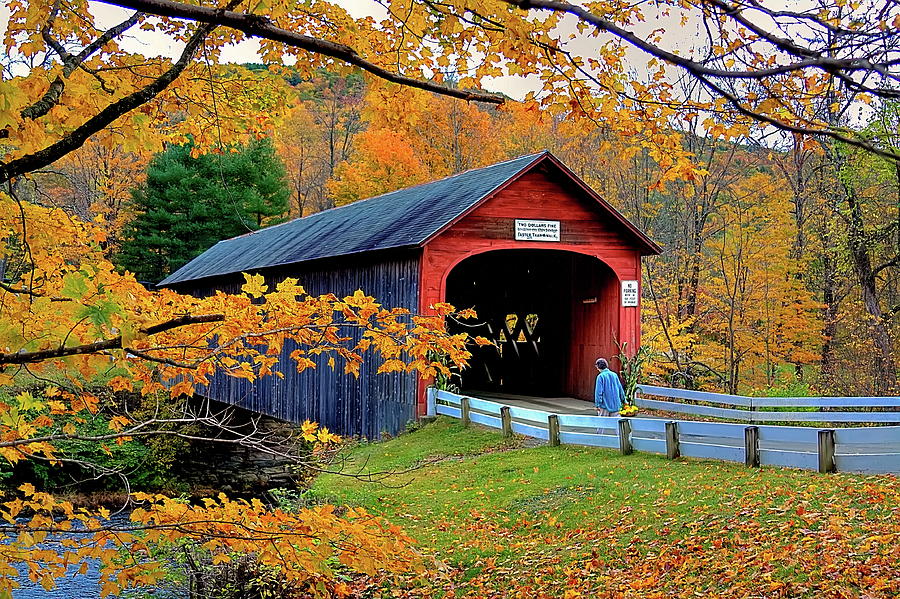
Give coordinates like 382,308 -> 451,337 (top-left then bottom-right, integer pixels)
462,390 -> 596,415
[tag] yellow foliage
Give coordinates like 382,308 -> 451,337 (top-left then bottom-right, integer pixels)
643,172 -> 823,391
240,272 -> 269,298
0,192 -> 469,592
328,127 -> 430,205
0,491 -> 416,597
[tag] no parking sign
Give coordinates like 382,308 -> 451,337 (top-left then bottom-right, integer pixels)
621,281 -> 639,306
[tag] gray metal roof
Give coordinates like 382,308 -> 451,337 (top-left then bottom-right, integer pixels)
159,153 -> 545,285
159,150 -> 660,286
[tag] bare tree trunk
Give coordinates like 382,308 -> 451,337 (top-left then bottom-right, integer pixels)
820,241 -> 839,387
838,162 -> 897,393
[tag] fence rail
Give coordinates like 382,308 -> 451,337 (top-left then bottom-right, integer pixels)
427,389 -> 900,475
635,384 -> 900,423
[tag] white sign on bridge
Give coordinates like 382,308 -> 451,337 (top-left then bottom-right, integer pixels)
621,280 -> 639,306
515,219 -> 560,242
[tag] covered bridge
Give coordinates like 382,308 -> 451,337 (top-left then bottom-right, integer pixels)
160,151 -> 660,437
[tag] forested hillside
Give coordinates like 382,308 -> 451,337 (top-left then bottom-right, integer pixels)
23,67 -> 900,396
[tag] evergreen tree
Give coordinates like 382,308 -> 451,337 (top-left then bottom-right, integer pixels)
115,138 -> 289,283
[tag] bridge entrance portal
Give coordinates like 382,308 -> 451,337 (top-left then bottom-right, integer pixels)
446,249 -> 618,399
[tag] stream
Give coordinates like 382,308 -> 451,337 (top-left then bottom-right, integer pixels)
8,513 -> 183,599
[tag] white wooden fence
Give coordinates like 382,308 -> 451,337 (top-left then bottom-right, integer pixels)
636,384 -> 900,423
427,389 -> 900,475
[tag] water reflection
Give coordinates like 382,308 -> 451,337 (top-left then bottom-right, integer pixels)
10,513 -> 183,599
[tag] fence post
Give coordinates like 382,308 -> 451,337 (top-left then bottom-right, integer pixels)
665,421 -> 680,460
426,387 -> 436,417
618,419 -> 632,455
460,397 -> 470,427
818,429 -> 836,473
548,414 -> 560,446
744,426 -> 759,468
500,406 -> 512,438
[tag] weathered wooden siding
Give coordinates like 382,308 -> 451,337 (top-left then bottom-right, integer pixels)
171,250 -> 421,438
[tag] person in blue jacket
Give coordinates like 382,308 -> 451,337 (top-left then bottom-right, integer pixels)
594,357 -> 625,417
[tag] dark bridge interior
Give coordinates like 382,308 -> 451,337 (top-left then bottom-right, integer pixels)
446,249 -> 615,398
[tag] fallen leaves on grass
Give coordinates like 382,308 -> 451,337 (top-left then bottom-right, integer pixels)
348,475 -> 900,598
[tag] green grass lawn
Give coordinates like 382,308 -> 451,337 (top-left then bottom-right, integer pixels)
315,417 -> 900,598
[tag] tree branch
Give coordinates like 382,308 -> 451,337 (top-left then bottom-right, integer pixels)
101,0 -> 505,105
696,73 -> 900,162
0,313 -> 225,365
73,12 -> 145,67
1,19 -> 213,183
0,279 -> 74,302
21,9 -> 144,121
873,255 -> 899,278
500,0 -> 900,163
502,0 -> 899,86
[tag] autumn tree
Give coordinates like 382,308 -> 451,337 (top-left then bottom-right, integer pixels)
640,171 -> 823,392
631,136 -> 759,388
0,4 -> 476,587
327,83 -> 507,205
360,83 -> 505,176
272,71 -> 365,215
495,102 -> 568,160
274,103 -> 330,216
4,0 -> 900,190
707,173 -> 822,392
816,105 -> 900,393
15,134 -> 150,250
304,73 -> 365,197
114,138 -> 290,282
327,127 -> 430,205
0,195 -> 475,595
761,87 -> 900,393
